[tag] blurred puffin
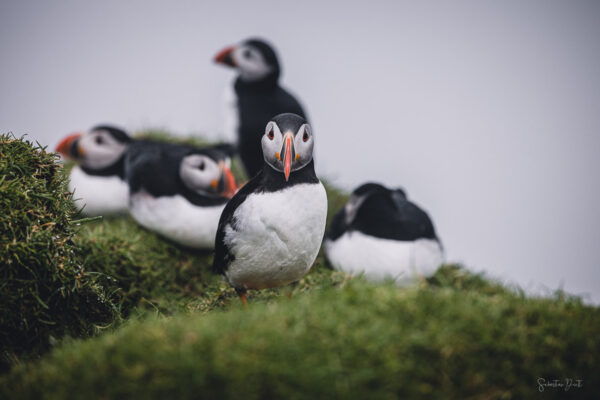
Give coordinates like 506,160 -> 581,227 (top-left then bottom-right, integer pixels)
55,125 -> 131,216
214,38 -> 307,178
213,113 -> 327,305
126,141 -> 237,249
324,183 -> 443,282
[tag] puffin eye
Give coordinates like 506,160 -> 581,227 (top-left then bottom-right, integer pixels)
198,161 -> 205,171
267,129 -> 274,140
243,49 -> 252,59
302,131 -> 309,142
95,136 -> 104,145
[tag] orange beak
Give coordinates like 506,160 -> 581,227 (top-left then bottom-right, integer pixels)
214,46 -> 236,67
55,132 -> 82,158
283,134 -> 293,182
222,165 -> 237,198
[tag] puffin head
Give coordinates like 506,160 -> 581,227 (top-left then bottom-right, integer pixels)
261,113 -> 313,182
214,38 -> 280,82
179,149 -> 237,199
56,125 -> 131,170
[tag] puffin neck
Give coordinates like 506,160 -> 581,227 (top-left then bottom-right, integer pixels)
80,155 -> 126,180
235,72 -> 280,92
259,159 -> 319,192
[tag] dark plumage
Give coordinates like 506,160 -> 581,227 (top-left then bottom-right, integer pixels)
327,183 -> 439,242
125,141 -> 232,207
215,38 -> 307,178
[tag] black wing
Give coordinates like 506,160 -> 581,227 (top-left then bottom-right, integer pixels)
326,208 -> 347,241
124,140 -> 166,193
349,193 -> 439,242
390,201 -> 438,241
212,169 -> 265,275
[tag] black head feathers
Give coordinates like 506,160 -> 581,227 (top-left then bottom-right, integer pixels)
90,125 -> 132,144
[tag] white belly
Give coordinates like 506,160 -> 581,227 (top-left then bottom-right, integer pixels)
68,166 -> 129,216
324,231 -> 444,284
224,183 -> 328,290
129,190 -> 225,249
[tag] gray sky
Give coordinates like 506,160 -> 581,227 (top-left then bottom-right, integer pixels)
2,0 -> 599,302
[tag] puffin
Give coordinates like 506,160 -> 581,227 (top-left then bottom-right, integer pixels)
324,183 -> 444,283
214,38 -> 307,178
55,125 -> 132,216
212,113 -> 327,305
125,141 -> 237,249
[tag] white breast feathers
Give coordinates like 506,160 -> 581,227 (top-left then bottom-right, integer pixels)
224,183 -> 328,289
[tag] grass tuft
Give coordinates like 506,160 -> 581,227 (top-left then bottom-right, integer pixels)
0,134 -> 118,371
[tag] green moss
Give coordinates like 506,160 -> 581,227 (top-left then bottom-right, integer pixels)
0,134 -> 118,371
3,278 -> 598,400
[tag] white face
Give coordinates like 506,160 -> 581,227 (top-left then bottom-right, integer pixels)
261,121 -> 314,174
78,129 -> 128,169
179,154 -> 223,196
232,44 -> 273,81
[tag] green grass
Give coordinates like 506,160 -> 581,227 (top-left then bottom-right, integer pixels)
0,134 -> 117,372
2,276 -> 598,400
2,133 -> 599,399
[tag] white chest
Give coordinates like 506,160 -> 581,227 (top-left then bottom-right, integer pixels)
324,232 -> 444,284
68,166 -> 129,216
129,191 -> 225,249
224,183 -> 328,289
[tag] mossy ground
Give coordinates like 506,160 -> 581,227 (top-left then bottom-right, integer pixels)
2,133 -> 599,399
3,275 -> 598,399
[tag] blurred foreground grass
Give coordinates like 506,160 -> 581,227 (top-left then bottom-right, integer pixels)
2,133 -> 599,399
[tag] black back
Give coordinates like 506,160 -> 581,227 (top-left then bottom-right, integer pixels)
234,39 -> 307,178
212,160 -> 319,275
125,140 -> 231,207
327,183 -> 439,242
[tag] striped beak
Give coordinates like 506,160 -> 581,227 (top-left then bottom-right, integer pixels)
282,132 -> 296,181
214,46 -> 236,67
211,161 -> 237,198
55,132 -> 83,159
222,164 -> 237,198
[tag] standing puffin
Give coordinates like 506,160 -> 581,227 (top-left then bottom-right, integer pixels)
214,38 -> 307,178
324,183 -> 444,282
126,141 -> 237,249
55,125 -> 132,216
213,113 -> 327,305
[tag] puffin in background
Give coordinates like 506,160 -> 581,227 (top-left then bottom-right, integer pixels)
126,141 -> 237,249
213,113 -> 327,306
55,125 -> 131,216
214,38 -> 307,178
324,183 -> 444,283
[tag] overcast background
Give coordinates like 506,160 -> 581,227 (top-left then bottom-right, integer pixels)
1,0 -> 599,302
